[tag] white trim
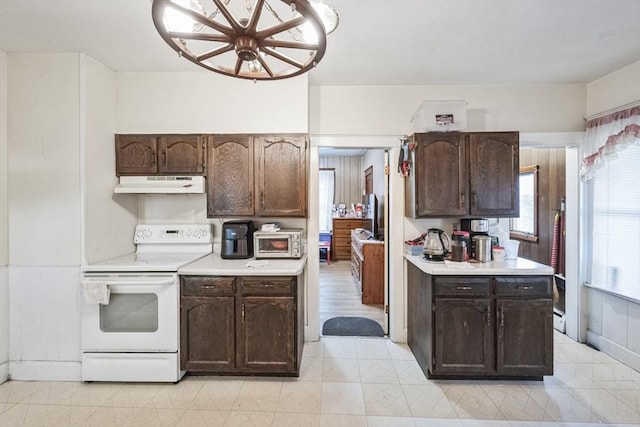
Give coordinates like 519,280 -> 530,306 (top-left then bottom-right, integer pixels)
9,361 -> 82,382
586,331 -> 640,373
0,360 -> 8,384
584,99 -> 640,121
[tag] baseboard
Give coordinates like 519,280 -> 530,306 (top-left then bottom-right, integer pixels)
586,331 -> 640,372
389,327 -> 407,344
9,360 -> 82,382
0,360 -> 8,383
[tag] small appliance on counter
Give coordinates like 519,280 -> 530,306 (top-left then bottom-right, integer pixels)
451,230 -> 470,261
221,220 -> 255,259
254,229 -> 304,259
473,235 -> 493,262
423,228 -> 450,262
460,218 -> 489,259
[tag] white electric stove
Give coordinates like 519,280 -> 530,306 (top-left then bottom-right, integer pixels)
80,224 -> 213,383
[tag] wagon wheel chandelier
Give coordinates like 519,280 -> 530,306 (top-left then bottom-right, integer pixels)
151,0 -> 338,81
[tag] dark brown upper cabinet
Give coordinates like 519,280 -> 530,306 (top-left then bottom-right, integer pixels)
207,134 -> 308,218
206,135 -> 254,217
115,134 -> 206,176
405,131 -> 519,218
255,135 -> 308,217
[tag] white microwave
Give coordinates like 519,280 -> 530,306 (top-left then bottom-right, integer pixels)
254,229 -> 304,259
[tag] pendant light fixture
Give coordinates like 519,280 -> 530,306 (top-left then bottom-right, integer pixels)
151,0 -> 338,81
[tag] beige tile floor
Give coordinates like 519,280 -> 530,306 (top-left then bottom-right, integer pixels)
1,332 -> 640,426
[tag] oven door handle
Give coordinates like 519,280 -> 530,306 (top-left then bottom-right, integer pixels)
80,278 -> 176,286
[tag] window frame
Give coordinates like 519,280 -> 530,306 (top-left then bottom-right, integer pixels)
510,165 -> 539,243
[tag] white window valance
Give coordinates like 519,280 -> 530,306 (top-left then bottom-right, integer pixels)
581,105 -> 640,181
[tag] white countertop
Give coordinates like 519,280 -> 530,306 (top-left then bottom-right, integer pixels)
179,253 -> 307,276
405,254 -> 554,276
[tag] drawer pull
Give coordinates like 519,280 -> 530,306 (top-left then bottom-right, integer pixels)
456,286 -> 473,290
201,285 -> 216,289
518,286 -> 533,290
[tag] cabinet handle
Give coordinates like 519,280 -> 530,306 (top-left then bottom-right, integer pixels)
151,152 -> 156,165
472,193 -> 477,207
460,193 -> 465,208
200,285 -> 216,289
456,286 -> 472,290
518,286 -> 533,290
486,306 -> 491,327
241,304 -> 245,323
162,150 -> 167,166
499,308 -> 504,328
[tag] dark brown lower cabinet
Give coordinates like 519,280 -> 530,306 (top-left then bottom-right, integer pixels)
407,262 -> 553,379
434,298 -> 492,374
240,297 -> 296,372
180,275 -> 303,376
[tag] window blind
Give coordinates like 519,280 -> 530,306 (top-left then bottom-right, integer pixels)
319,170 -> 335,232
590,144 -> 640,300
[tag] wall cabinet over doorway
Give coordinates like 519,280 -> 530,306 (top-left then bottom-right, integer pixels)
207,134 -> 308,218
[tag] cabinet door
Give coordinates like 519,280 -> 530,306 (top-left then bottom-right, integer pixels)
496,298 -> 553,376
468,132 -> 519,216
180,296 -> 235,372
115,135 -> 158,175
238,296 -> 296,372
433,298 -> 493,374
207,135 -> 254,217
255,136 -> 308,217
158,135 -> 205,174
410,133 -> 467,217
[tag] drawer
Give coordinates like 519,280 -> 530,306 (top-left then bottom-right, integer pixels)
333,219 -> 363,230
241,277 -> 295,295
334,246 -> 351,259
495,276 -> 552,297
182,276 -> 236,296
434,277 -> 491,297
333,228 -> 354,239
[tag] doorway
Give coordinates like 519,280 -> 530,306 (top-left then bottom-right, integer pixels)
317,147 -> 389,336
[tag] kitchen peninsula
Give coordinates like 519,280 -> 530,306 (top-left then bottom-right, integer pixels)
405,254 -> 554,380
178,255 -> 306,376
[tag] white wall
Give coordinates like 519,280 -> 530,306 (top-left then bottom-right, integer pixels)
7,53 -> 84,380
584,61 -> 640,371
586,61 -> 640,117
84,56 -> 137,264
0,50 -> 9,383
116,71 -> 310,228
310,84 -> 586,135
117,72 -> 309,133
8,54 -> 82,266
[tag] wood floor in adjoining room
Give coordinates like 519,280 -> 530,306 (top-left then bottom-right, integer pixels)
318,260 -> 385,334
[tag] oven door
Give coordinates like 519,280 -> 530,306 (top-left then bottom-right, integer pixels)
255,235 -> 293,258
81,273 -> 178,352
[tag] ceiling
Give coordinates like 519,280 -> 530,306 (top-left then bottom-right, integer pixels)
1,0 -> 639,87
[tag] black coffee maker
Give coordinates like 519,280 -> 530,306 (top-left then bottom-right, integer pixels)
221,220 -> 255,259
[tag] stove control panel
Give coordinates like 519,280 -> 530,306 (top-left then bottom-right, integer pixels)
134,224 -> 213,244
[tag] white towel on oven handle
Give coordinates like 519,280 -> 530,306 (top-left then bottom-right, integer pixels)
82,281 -> 110,305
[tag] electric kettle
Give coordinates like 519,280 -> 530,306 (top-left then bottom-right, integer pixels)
423,228 -> 450,261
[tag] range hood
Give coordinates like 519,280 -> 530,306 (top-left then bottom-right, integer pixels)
114,176 -> 206,194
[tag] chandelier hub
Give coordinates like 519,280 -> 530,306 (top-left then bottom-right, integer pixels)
235,36 -> 259,62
